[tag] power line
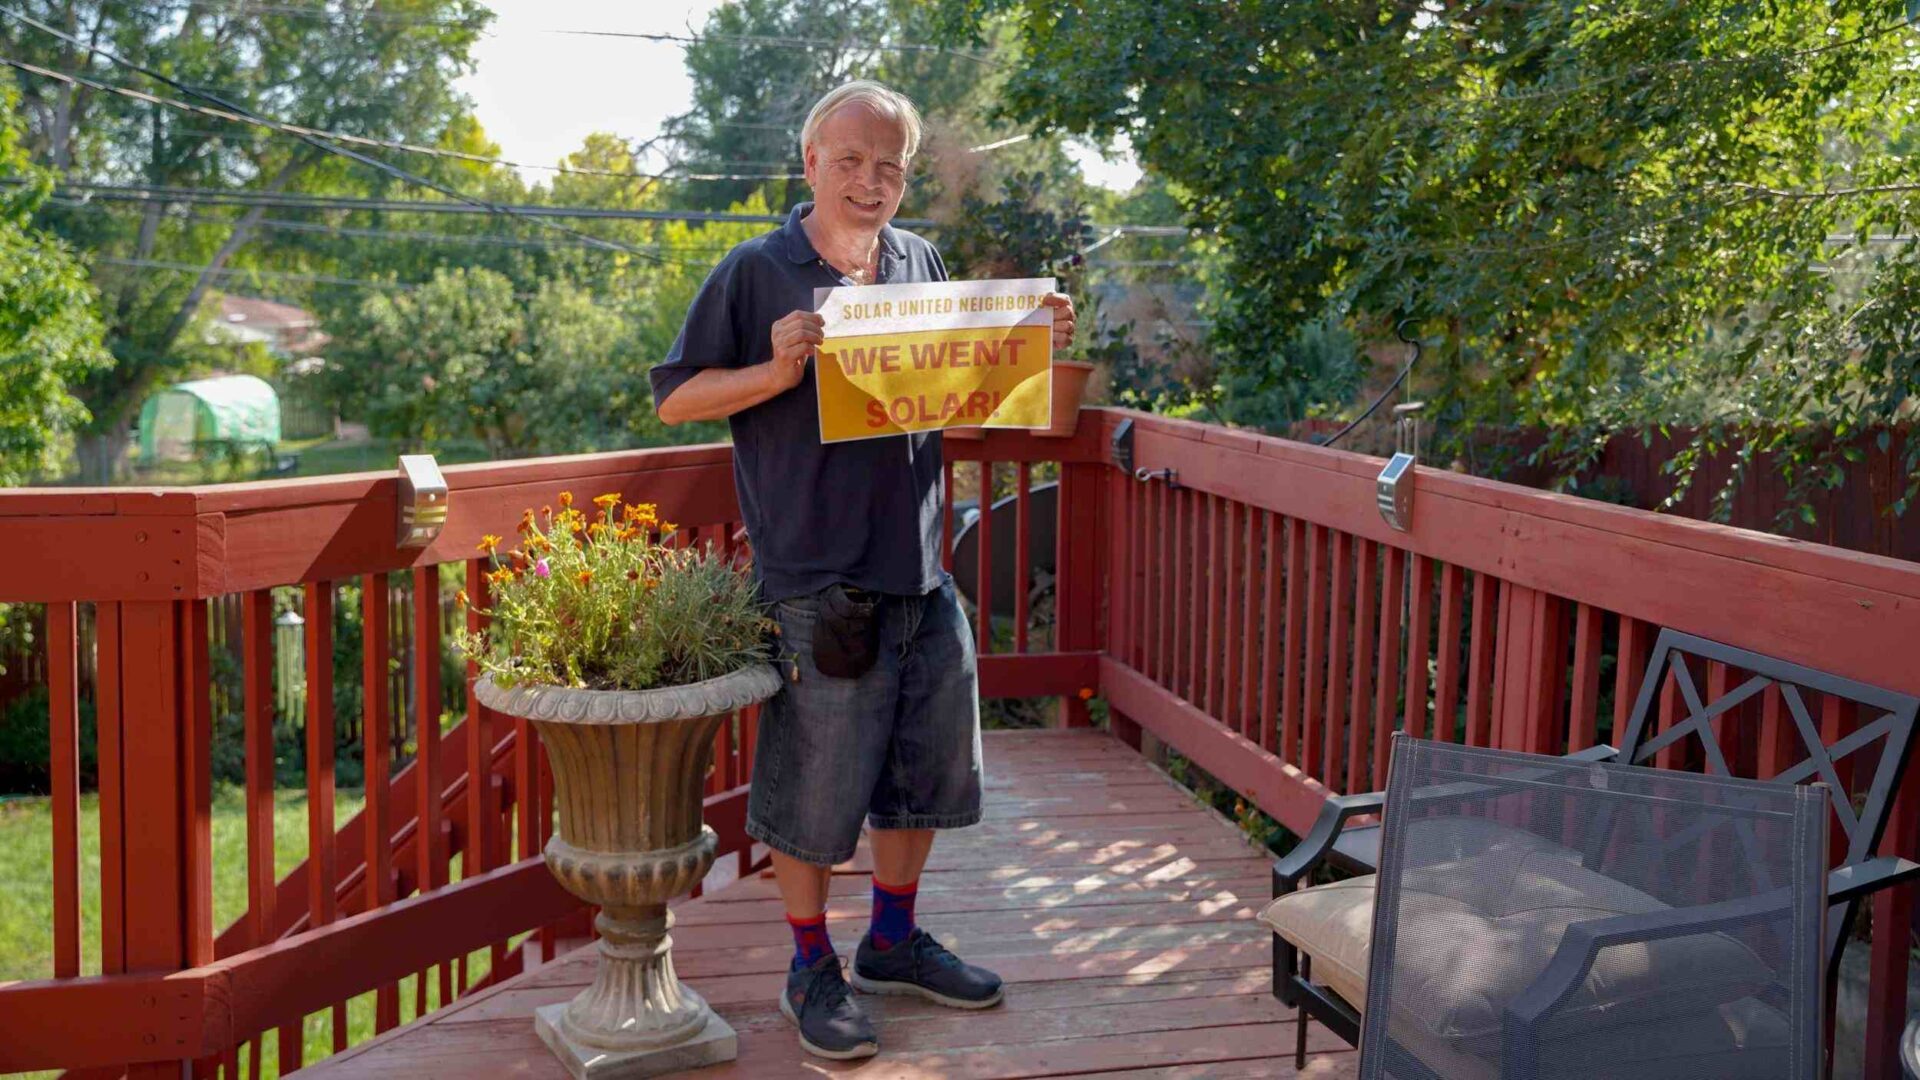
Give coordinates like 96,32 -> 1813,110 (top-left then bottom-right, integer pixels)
2,6 -> 671,265
966,134 -> 1031,154
94,254 -> 420,290
548,28 -> 995,64
31,179 -> 854,222
31,181 -> 1200,235
123,2 -> 483,27
49,197 -> 744,255
0,55 -> 803,183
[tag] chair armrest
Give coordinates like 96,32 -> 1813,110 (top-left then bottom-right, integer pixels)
1501,886 -> 1796,1073
1829,856 -> 1920,905
1273,792 -> 1385,891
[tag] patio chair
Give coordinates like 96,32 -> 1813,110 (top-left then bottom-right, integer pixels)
1262,629 -> 1920,1071
1357,736 -> 1827,1078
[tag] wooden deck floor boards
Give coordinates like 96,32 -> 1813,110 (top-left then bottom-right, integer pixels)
306,729 -> 1357,1079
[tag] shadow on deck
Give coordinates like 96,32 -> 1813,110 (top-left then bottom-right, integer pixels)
305,729 -> 1357,1078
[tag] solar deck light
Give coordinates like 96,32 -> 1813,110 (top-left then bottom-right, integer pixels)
396,454 -> 448,549
1376,402 -> 1424,533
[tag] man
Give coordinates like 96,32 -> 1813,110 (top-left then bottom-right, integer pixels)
650,80 -> 1077,1060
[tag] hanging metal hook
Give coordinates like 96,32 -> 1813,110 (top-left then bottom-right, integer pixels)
1133,466 -> 1180,489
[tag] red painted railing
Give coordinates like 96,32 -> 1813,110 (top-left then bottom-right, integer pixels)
1,409 -> 1914,1075
1092,410 -> 1920,1078
0,428 -> 1105,1077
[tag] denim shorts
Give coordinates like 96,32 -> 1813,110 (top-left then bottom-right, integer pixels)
744,575 -> 985,866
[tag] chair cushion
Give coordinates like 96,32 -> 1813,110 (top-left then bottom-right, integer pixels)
1260,816 -> 1776,1046
1260,816 -> 1575,1008
1259,872 -> 1377,1008
1403,994 -> 1793,1080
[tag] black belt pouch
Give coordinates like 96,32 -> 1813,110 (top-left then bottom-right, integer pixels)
813,583 -> 881,679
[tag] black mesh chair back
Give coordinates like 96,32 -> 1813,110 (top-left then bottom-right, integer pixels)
1358,737 -> 1828,1080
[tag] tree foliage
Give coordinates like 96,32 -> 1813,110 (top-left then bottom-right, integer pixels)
0,73 -> 110,487
326,266 -> 654,456
665,0 -> 1101,223
939,0 -> 1920,518
5,0 -> 492,479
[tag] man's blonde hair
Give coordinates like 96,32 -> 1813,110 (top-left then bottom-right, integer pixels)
801,80 -> 923,162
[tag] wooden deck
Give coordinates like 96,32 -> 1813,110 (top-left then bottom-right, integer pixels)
307,728 -> 1358,1078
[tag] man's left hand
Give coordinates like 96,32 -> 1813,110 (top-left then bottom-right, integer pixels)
1042,292 -> 1077,351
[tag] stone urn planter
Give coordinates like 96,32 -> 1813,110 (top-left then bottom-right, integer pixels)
475,662 -> 782,1079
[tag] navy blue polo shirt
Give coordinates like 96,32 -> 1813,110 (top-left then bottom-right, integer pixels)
649,202 -> 950,603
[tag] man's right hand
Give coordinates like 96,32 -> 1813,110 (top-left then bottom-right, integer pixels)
768,310 -> 825,392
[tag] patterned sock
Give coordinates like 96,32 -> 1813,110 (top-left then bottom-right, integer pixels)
869,877 -> 919,951
787,912 -> 834,971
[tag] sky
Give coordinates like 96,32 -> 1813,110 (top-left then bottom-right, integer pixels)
457,0 -> 1142,191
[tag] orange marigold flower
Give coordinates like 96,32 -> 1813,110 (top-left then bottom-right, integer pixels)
577,570 -> 593,586
477,533 -> 502,555
593,493 -> 621,512
622,501 -> 659,524
486,568 -> 514,588
558,490 -> 574,509
516,509 -> 536,535
644,577 -> 661,591
587,521 -> 607,537
660,522 -> 678,534
455,589 -> 470,608
541,504 -> 553,522
1077,687 -> 1095,701
529,534 -> 552,553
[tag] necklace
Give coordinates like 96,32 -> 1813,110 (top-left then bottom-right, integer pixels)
824,238 -> 880,285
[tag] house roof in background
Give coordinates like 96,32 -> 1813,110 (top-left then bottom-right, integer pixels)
218,294 -> 316,330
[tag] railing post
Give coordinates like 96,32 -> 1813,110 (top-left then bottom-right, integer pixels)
1056,460 -> 1102,727
100,598 -> 210,1076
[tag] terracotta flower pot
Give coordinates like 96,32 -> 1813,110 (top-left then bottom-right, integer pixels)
944,359 -> 1095,441
474,663 -> 781,1078
1045,359 -> 1096,438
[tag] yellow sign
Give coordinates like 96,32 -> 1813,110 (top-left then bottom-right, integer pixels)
813,277 -> 1053,444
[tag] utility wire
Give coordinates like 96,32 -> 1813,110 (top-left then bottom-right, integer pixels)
49,197 -> 744,255
3,5 -> 670,264
966,133 -> 1032,154
27,179 -> 873,222
95,254 -> 421,290
122,2 -> 482,27
27,180 -> 1200,235
0,55 -> 802,182
549,28 -> 995,64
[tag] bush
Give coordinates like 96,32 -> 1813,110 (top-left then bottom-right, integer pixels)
0,684 -> 97,795
457,492 -> 773,690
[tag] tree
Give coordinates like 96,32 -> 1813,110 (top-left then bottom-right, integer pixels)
5,0 -> 492,480
324,265 -> 700,456
0,72 -> 110,487
937,0 -> 1920,519
663,0 -> 1097,221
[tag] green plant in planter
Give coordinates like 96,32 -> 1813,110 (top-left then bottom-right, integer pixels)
455,492 -> 774,691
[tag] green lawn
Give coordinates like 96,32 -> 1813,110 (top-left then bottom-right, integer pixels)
0,784 -> 518,1077
128,435 -> 497,484
281,436 -> 494,478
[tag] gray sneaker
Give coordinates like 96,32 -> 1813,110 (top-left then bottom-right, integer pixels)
779,954 -> 879,1060
850,927 -> 1005,1009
